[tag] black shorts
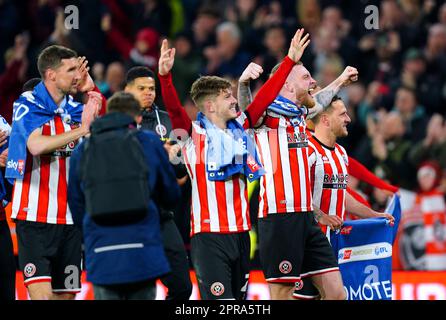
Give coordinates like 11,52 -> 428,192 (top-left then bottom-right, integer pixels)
293,278 -> 320,300
15,220 -> 82,293
258,212 -> 338,283
190,232 -> 250,300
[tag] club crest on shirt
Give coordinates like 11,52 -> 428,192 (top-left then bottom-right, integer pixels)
210,282 -> 225,296
155,124 -> 167,137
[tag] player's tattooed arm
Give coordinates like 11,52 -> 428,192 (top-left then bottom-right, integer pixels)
237,62 -> 263,111
238,81 -> 253,111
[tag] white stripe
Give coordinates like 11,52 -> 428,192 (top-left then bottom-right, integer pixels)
207,176 -> 220,232
424,225 -> 446,242
187,138 -> 201,235
300,267 -> 340,278
335,146 -> 348,221
94,243 -> 144,253
46,125 -> 59,224
421,195 -> 446,212
425,254 -> 446,270
239,179 -> 249,231
326,150 -> 339,216
24,276 -> 52,283
11,178 -> 23,219
52,288 -> 81,292
258,130 -> 276,215
26,156 -> 40,222
296,140 -> 307,210
278,126 -> 294,213
225,179 -> 237,232
308,141 -> 323,210
266,276 -> 301,282
64,121 -> 74,224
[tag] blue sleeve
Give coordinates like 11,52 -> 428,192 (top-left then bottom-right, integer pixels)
68,143 -> 86,226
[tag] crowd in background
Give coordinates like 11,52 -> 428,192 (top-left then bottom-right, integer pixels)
1,0 -> 446,270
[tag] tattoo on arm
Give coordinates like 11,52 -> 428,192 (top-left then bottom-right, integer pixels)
238,81 -> 253,111
313,206 -> 323,222
313,89 -> 337,110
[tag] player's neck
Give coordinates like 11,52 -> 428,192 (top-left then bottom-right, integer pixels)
45,81 -> 65,105
315,128 -> 336,148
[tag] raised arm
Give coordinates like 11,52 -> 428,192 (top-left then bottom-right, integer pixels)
158,39 -> 192,135
244,28 -> 310,128
237,62 -> 263,111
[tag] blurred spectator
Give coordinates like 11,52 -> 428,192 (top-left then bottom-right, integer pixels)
337,82 -> 367,152
102,13 -> 160,70
0,0 -> 20,71
409,114 -> 446,170
393,86 -> 429,143
296,0 -> 321,34
132,0 -> 172,37
203,21 -> 251,78
102,61 -> 125,99
92,62 -> 108,94
170,32 -> 201,103
354,111 -> 415,190
191,6 -> 221,52
256,24 -> 286,82
0,33 -> 29,123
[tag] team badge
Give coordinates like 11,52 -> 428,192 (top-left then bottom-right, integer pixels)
24,263 -> 36,278
295,279 -> 303,291
210,282 -> 225,296
279,260 -> 292,274
155,124 -> 167,137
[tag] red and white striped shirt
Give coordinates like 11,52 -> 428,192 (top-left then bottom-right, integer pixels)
256,113 -> 313,218
308,135 -> 349,236
181,114 -> 251,236
11,116 -> 81,225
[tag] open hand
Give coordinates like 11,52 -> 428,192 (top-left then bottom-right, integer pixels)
287,28 -> 310,63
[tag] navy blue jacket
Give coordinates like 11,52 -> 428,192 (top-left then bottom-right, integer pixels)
68,125 -> 180,285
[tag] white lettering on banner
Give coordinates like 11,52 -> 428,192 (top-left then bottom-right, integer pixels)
345,281 -> 392,300
338,242 -> 392,264
417,284 -> 446,300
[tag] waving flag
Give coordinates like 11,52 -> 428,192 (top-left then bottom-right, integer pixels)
331,194 -> 401,300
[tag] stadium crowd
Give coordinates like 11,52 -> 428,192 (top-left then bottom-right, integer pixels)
0,0 -> 446,300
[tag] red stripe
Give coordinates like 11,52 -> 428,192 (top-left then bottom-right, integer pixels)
331,147 -> 346,221
232,175 -> 244,230
182,148 -> 195,235
36,123 -> 52,223
269,129 -> 285,213
54,117 -> 67,224
182,146 -> 194,180
424,212 -> 446,225
215,180 -> 228,232
195,132 -> 209,234
425,243 -> 446,254
16,154 -> 34,221
302,140 -> 312,210
288,125 -> 301,212
255,134 -> 268,218
267,277 -> 301,283
24,278 -> 52,287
